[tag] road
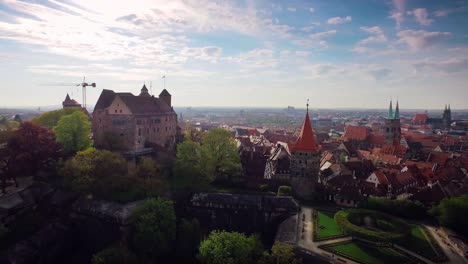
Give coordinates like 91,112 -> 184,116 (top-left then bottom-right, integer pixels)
424,225 -> 468,264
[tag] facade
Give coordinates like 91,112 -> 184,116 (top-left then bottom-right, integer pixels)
382,100 -> 401,144
92,85 -> 178,151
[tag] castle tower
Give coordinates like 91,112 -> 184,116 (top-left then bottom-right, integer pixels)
290,101 -> 320,200
139,84 -> 150,97
383,99 -> 401,144
159,89 -> 171,108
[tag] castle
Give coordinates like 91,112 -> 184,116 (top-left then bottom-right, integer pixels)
92,85 -> 178,152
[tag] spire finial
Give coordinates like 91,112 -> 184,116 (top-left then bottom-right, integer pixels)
306,99 -> 309,113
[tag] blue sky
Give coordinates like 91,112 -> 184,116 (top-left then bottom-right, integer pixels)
0,0 -> 467,109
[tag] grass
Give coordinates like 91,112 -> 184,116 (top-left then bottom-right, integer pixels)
316,210 -> 344,239
323,241 -> 415,264
397,224 -> 439,260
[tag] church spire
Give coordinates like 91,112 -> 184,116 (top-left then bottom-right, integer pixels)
388,99 -> 394,119
394,99 -> 400,119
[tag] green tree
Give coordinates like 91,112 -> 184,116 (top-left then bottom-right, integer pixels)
13,114 -> 22,123
258,243 -> 302,264
198,231 -> 263,264
54,111 -> 91,154
32,107 -> 82,128
277,186 -> 292,196
176,218 -> 201,261
60,148 -> 126,193
91,245 -> 137,264
134,157 -> 168,197
200,128 -> 241,182
431,195 -> 468,236
132,198 -> 176,260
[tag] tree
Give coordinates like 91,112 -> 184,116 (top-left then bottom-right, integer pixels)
132,198 -> 176,260
60,148 -> 126,193
54,111 -> 92,154
91,245 -> 137,264
258,243 -> 302,264
277,186 -> 292,196
32,107 -> 82,128
198,231 -> 263,264
13,114 -> 22,123
200,128 -> 241,182
431,195 -> 468,236
134,157 -> 168,197
176,218 -> 201,261
0,122 -> 60,193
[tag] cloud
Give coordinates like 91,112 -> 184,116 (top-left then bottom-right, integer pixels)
224,48 -> 277,69
368,68 -> 392,80
301,22 -> 320,32
389,0 -> 406,29
295,51 -> 310,57
327,16 -> 352,25
397,30 -> 452,50
358,26 -> 387,45
412,57 -> 468,73
434,10 -> 450,17
287,7 -> 296,12
408,8 -> 433,26
292,30 -> 336,48
309,8 -> 315,13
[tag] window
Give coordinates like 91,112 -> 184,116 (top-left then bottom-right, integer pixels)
136,120 -> 142,125
138,128 -> 141,136
114,110 -> 117,113
120,133 -> 124,136
119,110 -> 122,113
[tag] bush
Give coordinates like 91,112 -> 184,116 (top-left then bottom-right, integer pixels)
335,209 -> 410,242
277,186 -> 292,196
361,197 -> 427,219
91,245 -> 137,264
260,184 -> 269,192
431,195 -> 468,237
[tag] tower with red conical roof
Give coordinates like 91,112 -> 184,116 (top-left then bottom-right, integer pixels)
290,100 -> 320,199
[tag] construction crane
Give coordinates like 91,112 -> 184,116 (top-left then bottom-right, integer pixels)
40,76 -> 96,109
77,77 -> 96,109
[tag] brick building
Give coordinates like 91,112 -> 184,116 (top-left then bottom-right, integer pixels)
92,85 -> 178,151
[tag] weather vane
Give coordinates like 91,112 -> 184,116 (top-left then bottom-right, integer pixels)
306,99 -> 309,112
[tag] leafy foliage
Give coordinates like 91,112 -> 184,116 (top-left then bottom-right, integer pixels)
54,111 -> 92,154
32,107 -> 82,128
258,242 -> 302,264
132,198 -> 176,260
173,128 -> 241,192
91,245 -> 137,264
198,231 -> 263,264
360,196 -> 427,219
431,195 -> 468,236
0,122 -> 60,193
176,218 -> 201,261
335,209 -> 410,242
277,186 -> 292,196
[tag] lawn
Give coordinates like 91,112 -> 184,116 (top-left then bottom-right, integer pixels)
323,242 -> 415,264
315,210 -> 344,239
397,224 -> 439,260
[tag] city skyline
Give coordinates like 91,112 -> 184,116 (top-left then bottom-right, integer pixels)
1,0 -> 468,109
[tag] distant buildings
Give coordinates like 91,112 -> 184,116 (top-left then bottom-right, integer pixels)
92,85 -> 178,152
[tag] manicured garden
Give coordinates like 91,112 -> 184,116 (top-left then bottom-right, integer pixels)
321,241 -> 417,264
312,210 -> 345,241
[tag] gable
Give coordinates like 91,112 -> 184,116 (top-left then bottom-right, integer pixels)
108,96 -> 132,115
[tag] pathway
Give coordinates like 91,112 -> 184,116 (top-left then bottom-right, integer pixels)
424,225 -> 468,264
296,206 -> 358,264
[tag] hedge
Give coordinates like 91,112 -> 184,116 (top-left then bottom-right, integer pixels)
335,209 -> 411,243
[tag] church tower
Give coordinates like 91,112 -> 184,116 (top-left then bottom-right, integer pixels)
383,100 -> 401,144
290,100 -> 320,200
442,104 -> 452,129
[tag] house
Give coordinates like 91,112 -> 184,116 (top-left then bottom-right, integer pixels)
92,85 -> 178,152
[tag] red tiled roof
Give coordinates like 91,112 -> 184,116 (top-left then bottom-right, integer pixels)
413,113 -> 428,124
374,170 -> 389,185
291,112 -> 318,152
368,133 -> 385,145
427,152 -> 451,166
343,126 -> 369,141
62,94 -> 81,107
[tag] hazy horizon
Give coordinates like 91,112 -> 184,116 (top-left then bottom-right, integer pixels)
1,0 -> 468,109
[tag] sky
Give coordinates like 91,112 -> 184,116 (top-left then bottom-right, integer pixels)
0,0 -> 467,109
